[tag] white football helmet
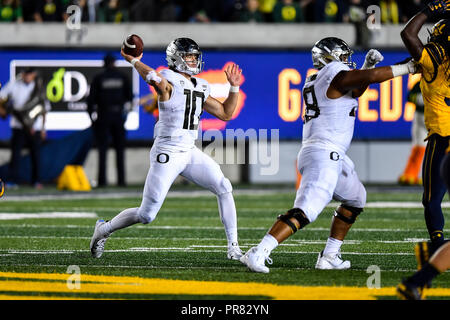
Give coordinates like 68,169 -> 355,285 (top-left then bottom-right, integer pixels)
311,37 -> 356,70
166,38 -> 204,75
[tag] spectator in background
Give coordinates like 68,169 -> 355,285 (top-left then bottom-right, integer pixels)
299,0 -> 315,22
36,0 -> 67,22
379,0 -> 401,24
273,0 -> 304,23
129,0 -> 177,22
87,53 -> 133,187
0,68 -> 50,189
313,0 -> 347,22
399,0 -> 427,23
98,0 -> 129,23
343,0 -> 368,23
21,0 -> 40,21
128,0 -> 151,21
150,0 -> 177,22
69,0 -> 99,22
258,0 -> 277,22
344,0 -> 371,49
181,0 -> 231,23
0,0 -> 24,22
237,0 -> 265,22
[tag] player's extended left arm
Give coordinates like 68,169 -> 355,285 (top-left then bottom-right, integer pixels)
352,49 -> 384,98
333,60 -> 417,94
204,92 -> 239,122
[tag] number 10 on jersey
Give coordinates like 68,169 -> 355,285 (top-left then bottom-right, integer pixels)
183,89 -> 204,130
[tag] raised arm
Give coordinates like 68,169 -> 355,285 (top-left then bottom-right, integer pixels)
352,49 -> 384,98
328,60 -> 416,99
400,12 -> 428,61
120,48 -> 172,100
203,64 -> 242,121
401,1 -> 450,61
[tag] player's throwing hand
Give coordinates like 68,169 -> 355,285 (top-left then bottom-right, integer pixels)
120,48 -> 143,64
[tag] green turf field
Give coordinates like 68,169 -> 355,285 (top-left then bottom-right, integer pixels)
0,185 -> 449,300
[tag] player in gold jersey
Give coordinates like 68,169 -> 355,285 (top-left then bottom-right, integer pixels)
400,0 -> 450,289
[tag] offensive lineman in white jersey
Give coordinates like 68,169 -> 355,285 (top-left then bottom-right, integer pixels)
90,38 -> 244,261
241,37 -> 418,273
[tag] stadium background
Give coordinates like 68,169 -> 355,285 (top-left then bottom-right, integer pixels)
0,0 -> 436,186
1,0 -> 450,306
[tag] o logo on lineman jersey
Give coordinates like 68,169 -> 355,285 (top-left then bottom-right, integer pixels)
330,152 -> 340,161
157,153 -> 170,164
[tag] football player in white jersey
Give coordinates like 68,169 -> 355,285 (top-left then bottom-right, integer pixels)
241,37 -> 418,273
90,38 -> 244,261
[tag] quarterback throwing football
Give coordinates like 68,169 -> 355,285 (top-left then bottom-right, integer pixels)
241,37 -> 418,273
90,38 -> 244,261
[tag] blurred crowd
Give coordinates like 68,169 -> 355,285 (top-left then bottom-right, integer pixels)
0,0 -> 436,24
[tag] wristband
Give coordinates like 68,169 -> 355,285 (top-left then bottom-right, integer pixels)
390,64 -> 410,77
145,70 -> 162,84
130,58 -> 139,67
230,85 -> 239,93
361,62 -> 374,70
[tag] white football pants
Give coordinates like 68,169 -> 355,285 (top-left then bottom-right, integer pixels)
137,143 -> 236,227
294,146 -> 366,223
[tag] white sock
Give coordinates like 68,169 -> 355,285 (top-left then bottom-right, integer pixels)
217,193 -> 238,245
257,234 -> 278,256
323,237 -> 343,256
226,228 -> 238,247
105,207 -> 141,234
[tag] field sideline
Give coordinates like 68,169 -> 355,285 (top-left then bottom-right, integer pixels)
0,184 -> 449,301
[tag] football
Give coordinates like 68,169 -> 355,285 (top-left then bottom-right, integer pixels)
122,34 -> 143,57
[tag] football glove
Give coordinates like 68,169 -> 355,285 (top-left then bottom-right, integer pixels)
423,0 -> 450,18
362,49 -> 384,69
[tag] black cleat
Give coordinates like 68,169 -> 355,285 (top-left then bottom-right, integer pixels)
396,279 -> 423,300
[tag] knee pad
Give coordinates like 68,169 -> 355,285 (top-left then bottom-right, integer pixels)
277,208 -> 310,233
334,205 -> 363,224
214,176 -> 233,196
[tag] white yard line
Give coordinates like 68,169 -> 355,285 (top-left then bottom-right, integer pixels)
0,224 -> 429,232
0,207 -> 441,214
0,189 -> 293,201
0,212 -> 98,220
1,188 -> 445,209
0,263 -> 421,273
0,248 -> 415,256
0,235 -> 430,244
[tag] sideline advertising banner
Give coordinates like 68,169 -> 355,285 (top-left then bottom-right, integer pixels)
0,49 -> 417,141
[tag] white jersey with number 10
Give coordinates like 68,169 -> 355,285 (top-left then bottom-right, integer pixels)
154,68 -> 211,147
